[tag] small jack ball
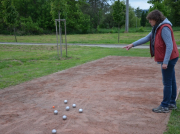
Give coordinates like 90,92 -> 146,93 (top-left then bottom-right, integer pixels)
52,129 -> 57,134
64,100 -> 68,104
66,106 -> 70,111
72,104 -> 76,108
79,109 -> 83,113
54,110 -> 58,115
63,115 -> 67,120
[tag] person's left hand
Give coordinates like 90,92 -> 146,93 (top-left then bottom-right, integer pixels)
162,64 -> 168,69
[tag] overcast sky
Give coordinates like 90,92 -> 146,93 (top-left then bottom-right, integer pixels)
129,0 -> 152,9
109,0 -> 152,10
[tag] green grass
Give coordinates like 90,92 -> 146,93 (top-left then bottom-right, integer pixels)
1,31 -> 180,45
164,98 -> 180,134
0,44 -> 180,133
0,44 -> 151,89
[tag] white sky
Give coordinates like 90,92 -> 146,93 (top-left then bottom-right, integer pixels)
129,0 -> 152,9
109,0 -> 152,10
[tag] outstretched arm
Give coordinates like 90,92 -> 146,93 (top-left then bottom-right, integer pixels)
132,32 -> 152,47
123,32 -> 152,50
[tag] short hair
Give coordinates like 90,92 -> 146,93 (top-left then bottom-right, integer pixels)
146,10 -> 166,24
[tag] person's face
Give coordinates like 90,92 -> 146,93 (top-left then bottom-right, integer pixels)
149,19 -> 156,27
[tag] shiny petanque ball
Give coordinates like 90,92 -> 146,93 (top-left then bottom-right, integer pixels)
63,115 -> 67,120
66,106 -> 70,111
52,129 -> 57,134
72,104 -> 76,108
79,109 -> 83,113
64,100 -> 68,104
54,110 -> 58,115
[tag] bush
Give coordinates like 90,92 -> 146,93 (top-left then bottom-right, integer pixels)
136,27 -> 145,32
20,17 -> 43,35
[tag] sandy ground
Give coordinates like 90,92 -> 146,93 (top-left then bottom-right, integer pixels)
0,56 -> 180,134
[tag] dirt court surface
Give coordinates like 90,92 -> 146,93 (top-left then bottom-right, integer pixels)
0,56 -> 180,134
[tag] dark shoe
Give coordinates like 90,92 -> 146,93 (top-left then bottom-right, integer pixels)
152,105 -> 170,113
168,104 -> 177,110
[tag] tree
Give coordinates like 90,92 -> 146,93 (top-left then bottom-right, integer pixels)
112,0 -> 125,43
81,0 -> 111,32
141,11 -> 147,27
129,6 -> 138,27
164,0 -> 180,26
102,11 -> 114,28
148,0 -> 170,17
13,0 -> 53,34
51,0 -> 90,33
0,1 -> 4,32
2,0 -> 19,42
76,3 -> 90,33
135,7 -> 142,18
147,0 -> 162,3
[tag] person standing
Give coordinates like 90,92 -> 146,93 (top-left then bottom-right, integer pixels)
123,10 -> 179,113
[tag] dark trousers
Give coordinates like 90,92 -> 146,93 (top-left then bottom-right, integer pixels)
161,57 -> 179,107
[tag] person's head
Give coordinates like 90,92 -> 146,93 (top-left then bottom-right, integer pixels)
146,10 -> 166,27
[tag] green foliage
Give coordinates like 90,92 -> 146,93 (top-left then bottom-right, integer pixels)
136,27 -> 145,32
129,6 -> 139,27
135,7 -> 142,18
50,0 -> 90,34
164,0 -> 180,26
1,0 -> 173,35
148,1 -> 170,17
20,17 -> 43,35
2,0 -> 54,35
141,11 -> 147,27
102,12 -> 114,29
2,0 -> 18,27
112,0 -> 125,27
0,1 -> 4,31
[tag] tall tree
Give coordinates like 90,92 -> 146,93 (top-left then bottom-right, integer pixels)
102,6 -> 114,29
82,0 -> 111,31
135,7 -> 142,18
112,0 -> 125,43
164,0 -> 180,26
0,1 -> 3,31
51,0 -> 90,33
148,0 -> 170,17
140,11 -> 147,27
14,0 -> 53,34
2,0 -> 19,42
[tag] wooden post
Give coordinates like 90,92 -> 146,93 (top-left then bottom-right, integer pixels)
59,11 -> 62,58
55,21 -> 59,58
65,21 -> 67,57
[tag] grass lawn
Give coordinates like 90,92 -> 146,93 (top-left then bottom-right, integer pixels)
0,44 -> 152,89
1,31 -> 180,45
0,44 -> 180,133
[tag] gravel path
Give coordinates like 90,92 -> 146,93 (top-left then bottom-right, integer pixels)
1,56 -> 179,134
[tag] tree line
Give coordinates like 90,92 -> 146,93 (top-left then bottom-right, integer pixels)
0,0 -> 179,35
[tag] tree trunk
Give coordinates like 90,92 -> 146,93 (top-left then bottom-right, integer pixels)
118,23 -> 120,43
14,27 -> 17,42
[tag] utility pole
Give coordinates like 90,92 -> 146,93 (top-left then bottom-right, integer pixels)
125,0 -> 129,32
